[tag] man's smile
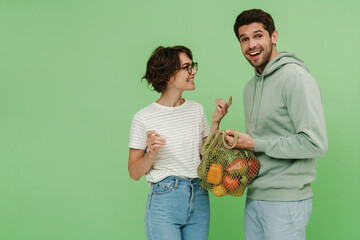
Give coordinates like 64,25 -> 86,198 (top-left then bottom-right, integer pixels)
247,49 -> 262,58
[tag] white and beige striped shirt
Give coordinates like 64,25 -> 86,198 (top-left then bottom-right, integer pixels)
129,100 -> 210,183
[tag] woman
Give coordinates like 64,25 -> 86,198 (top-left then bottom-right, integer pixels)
128,45 -> 231,240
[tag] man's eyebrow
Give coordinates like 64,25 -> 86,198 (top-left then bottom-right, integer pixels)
239,29 -> 263,39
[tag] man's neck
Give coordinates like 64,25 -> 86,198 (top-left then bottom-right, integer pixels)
257,47 -> 279,74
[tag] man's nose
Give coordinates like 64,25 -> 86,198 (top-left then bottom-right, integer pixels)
249,39 -> 257,49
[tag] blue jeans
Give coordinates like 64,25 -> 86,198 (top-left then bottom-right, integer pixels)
244,198 -> 313,240
145,176 -> 210,240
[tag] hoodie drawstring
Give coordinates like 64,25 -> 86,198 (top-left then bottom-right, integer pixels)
254,76 -> 264,128
249,79 -> 257,122
250,76 -> 264,129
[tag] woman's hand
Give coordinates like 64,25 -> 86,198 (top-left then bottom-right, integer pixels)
146,130 -> 166,157
211,96 -> 232,132
128,130 -> 166,181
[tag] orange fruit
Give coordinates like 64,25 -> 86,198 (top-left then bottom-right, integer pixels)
207,163 -> 223,185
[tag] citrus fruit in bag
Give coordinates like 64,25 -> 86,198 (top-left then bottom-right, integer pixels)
212,184 -> 227,197
207,163 -> 223,185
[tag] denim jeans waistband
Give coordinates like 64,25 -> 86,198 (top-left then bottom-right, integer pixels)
152,176 -> 200,187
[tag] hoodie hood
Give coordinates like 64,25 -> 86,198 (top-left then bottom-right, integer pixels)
249,51 -> 310,128
255,51 -> 310,78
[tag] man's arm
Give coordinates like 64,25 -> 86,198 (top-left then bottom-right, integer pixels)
226,71 -> 328,159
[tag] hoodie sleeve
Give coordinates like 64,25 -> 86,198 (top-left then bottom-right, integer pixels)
254,67 -> 328,159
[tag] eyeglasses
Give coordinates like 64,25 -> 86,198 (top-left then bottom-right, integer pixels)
177,62 -> 198,74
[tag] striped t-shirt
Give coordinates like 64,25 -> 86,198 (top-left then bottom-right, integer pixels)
129,99 -> 210,183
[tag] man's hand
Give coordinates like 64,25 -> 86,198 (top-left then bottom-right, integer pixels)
146,130 -> 166,156
225,129 -> 255,150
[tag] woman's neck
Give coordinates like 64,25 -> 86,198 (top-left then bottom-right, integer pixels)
156,90 -> 184,107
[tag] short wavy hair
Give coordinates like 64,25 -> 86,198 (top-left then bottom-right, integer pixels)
234,9 -> 276,40
142,46 -> 193,93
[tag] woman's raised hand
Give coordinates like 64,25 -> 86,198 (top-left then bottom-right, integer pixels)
146,130 -> 166,157
212,96 -> 232,125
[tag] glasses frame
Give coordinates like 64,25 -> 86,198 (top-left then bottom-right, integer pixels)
177,62 -> 198,74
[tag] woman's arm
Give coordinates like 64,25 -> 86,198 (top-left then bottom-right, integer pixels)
210,96 -> 232,132
128,130 -> 166,181
202,96 -> 232,147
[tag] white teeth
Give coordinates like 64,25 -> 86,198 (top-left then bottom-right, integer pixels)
250,51 -> 261,56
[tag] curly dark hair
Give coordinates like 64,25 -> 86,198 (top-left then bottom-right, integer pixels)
142,46 -> 193,93
234,9 -> 276,40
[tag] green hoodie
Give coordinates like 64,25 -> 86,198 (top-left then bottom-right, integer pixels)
244,51 -> 328,201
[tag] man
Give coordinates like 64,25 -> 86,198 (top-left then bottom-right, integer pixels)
226,9 -> 328,240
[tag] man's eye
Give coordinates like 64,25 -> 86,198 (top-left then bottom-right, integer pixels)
256,35 -> 262,38
241,38 -> 248,42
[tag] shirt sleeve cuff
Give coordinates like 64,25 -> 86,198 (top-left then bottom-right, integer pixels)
254,139 -> 267,153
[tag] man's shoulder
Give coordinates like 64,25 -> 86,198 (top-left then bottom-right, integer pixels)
280,63 -> 311,77
279,64 -> 319,91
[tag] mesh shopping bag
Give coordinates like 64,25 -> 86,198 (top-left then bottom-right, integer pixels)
198,130 -> 260,197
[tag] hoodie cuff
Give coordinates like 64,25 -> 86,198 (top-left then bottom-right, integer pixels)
254,139 -> 267,153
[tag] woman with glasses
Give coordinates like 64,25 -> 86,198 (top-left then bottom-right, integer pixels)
128,45 -> 231,240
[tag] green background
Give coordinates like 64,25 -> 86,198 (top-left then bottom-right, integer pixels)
1,0 -> 359,239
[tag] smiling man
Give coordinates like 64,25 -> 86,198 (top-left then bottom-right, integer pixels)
238,21 -> 278,74
226,9 -> 328,240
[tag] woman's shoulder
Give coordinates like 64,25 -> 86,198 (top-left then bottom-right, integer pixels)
133,102 -> 157,118
184,99 -> 204,108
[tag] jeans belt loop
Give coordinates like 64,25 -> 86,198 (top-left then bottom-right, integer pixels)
174,177 -> 179,189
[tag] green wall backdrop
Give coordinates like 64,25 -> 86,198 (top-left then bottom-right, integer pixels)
1,0 -> 359,239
